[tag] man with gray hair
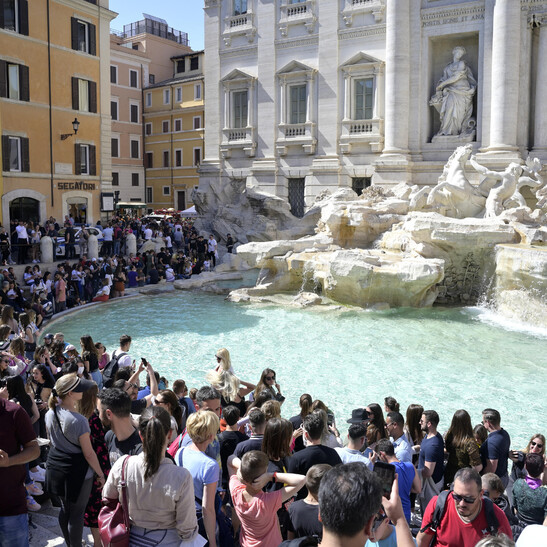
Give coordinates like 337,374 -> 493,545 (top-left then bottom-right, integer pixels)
417,468 -> 512,547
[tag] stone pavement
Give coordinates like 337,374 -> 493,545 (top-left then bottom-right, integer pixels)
28,499 -> 94,547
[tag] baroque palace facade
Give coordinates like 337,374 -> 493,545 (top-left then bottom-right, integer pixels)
200,0 -> 547,216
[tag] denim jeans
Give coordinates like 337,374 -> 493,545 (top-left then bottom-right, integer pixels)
90,369 -> 103,390
0,513 -> 29,547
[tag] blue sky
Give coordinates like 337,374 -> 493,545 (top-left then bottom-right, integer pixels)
109,1 -> 205,51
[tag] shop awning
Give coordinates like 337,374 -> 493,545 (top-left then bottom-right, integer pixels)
116,202 -> 147,208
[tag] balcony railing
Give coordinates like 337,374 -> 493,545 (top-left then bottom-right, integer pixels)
279,1 -> 316,36
114,19 -> 189,46
340,118 -> 384,153
221,127 -> 256,157
277,122 -> 316,154
223,12 -> 256,45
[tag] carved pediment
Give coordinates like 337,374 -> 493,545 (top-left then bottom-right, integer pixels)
341,51 -> 383,68
221,69 -> 256,83
277,60 -> 315,76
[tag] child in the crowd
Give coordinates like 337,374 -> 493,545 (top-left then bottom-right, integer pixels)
228,450 -> 306,547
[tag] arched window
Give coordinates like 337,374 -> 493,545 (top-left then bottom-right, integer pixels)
9,197 -> 40,224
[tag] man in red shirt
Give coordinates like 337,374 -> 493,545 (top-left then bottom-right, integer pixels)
417,468 -> 512,546
0,396 -> 40,546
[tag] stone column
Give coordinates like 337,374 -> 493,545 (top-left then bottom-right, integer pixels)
88,234 -> 99,260
40,237 -> 53,264
125,233 -> 137,257
533,18 -> 547,156
380,0 -> 410,157
487,0 -> 521,153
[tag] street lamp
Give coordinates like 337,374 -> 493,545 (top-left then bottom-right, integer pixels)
60,118 -> 81,140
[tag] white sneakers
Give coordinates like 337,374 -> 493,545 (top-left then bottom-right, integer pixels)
29,467 -> 46,483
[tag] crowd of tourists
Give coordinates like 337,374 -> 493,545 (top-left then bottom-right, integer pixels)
1,331 -> 545,547
0,214 -> 235,317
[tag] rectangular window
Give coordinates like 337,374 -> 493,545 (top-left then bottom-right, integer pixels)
288,178 -> 305,218
130,139 -> 139,159
193,116 -> 202,130
71,18 -> 96,55
2,0 -> 29,35
8,136 -> 21,171
190,56 -> 199,71
71,77 -> 96,112
354,78 -> 373,120
290,84 -> 306,124
194,83 -> 201,100
193,148 -> 201,166
163,186 -> 170,196
145,123 -> 152,136
145,152 -> 153,169
149,74 -> 155,85
163,89 -> 170,105
110,65 -> 117,84
175,149 -> 182,167
129,69 -> 138,88
162,120 -> 170,133
351,177 -> 371,196
112,172 -> 119,186
130,103 -> 139,123
2,135 -> 29,172
0,61 -> 29,101
74,143 -> 95,175
146,187 -> 152,203
7,63 -> 19,100
174,119 -> 182,132
111,100 -> 118,120
175,87 -> 182,103
145,92 -> 152,107
111,137 -> 119,158
234,0 -> 247,15
132,173 -> 139,186
163,150 -> 169,168
176,59 -> 185,73
79,144 -> 90,175
232,90 -> 248,129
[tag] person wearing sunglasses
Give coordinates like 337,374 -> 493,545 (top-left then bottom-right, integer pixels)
251,368 -> 285,404
417,468 -> 512,547
509,433 -> 546,484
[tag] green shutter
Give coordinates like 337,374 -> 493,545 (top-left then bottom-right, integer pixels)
74,143 -> 81,175
1,136 -> 10,172
0,60 -> 7,98
72,77 -> 79,110
19,64 -> 29,101
89,80 -> 97,113
71,17 -> 79,51
21,137 -> 29,172
19,0 -> 28,35
89,145 -> 96,176
89,23 -> 96,56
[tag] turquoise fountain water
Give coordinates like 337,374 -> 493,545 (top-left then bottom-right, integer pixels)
49,292 -> 547,448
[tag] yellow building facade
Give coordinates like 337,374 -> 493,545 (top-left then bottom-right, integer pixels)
0,0 -> 115,225
143,51 -> 204,212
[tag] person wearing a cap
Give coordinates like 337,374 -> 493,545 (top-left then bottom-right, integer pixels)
44,373 -> 104,547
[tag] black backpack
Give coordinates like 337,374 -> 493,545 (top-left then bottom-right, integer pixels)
102,351 -> 127,388
420,490 -> 499,543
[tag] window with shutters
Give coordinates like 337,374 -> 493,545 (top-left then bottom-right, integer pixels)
145,123 -> 152,136
163,89 -> 170,105
194,84 -> 201,100
111,100 -> 118,120
163,150 -> 169,168
112,172 -> 119,186
71,18 -> 96,56
145,152 -> 153,169
193,116 -> 202,130
0,61 -> 30,101
77,144 -> 90,175
71,77 -> 97,113
1,0 -> 29,35
145,92 -> 152,107
162,120 -> 169,134
110,65 -> 117,84
132,173 -> 139,186
175,149 -> 182,167
130,139 -> 139,159
174,119 -> 182,132
130,102 -> 139,123
175,87 -> 182,103
193,148 -> 201,166
146,187 -> 153,203
111,137 -> 119,158
129,69 -> 138,88
1,135 -> 29,173
149,74 -> 155,85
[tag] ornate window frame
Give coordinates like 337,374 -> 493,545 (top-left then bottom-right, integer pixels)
339,52 -> 384,154
220,69 -> 257,158
223,0 -> 256,46
276,60 -> 317,156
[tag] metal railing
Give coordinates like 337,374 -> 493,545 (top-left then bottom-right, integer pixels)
112,19 -> 189,46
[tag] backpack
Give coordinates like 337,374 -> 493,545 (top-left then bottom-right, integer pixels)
102,351 -> 127,388
419,490 -> 499,543
175,447 -> 234,547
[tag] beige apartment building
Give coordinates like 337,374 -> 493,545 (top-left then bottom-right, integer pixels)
110,15 -> 193,213
143,51 -> 204,212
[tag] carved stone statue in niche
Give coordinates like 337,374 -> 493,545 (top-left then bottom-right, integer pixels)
430,46 -> 477,141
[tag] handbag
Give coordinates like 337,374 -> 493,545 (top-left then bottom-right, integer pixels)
99,455 -> 131,547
